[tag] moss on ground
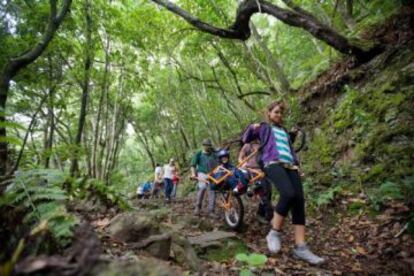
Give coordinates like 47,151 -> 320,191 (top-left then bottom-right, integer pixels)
300,42 -> 414,210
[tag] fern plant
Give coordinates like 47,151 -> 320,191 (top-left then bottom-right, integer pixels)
0,169 -> 78,246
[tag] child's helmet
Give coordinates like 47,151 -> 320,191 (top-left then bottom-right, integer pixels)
217,149 -> 230,159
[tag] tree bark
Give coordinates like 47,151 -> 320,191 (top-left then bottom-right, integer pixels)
45,56 -> 56,169
92,32 -> 110,178
0,0 -> 72,177
150,0 -> 367,57
70,0 -> 93,177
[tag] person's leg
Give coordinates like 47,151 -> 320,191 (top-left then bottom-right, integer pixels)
195,173 -> 208,214
264,164 -> 295,230
207,182 -> 216,214
172,184 -> 177,199
164,179 -> 171,200
285,169 -> 306,243
257,178 -> 273,222
264,164 -> 295,253
285,169 -> 324,264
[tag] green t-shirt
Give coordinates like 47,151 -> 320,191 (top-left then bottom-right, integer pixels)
191,150 -> 218,174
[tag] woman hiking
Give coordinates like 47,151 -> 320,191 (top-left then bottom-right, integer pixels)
242,100 -> 325,265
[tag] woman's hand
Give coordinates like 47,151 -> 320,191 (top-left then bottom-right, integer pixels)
290,126 -> 299,134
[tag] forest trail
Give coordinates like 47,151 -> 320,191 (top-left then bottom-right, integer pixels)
2,2 -> 414,276
74,194 -> 413,275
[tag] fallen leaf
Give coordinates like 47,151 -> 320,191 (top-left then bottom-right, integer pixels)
356,246 -> 367,255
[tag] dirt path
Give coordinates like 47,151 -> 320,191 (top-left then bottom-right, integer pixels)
163,195 -> 413,275
83,193 -> 413,275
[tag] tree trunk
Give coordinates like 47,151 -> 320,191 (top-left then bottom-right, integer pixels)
70,0 -> 93,177
45,56 -> 56,169
92,32 -> 110,178
0,0 -> 72,178
10,96 -> 48,174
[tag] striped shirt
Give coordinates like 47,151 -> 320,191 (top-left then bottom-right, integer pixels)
272,126 -> 294,164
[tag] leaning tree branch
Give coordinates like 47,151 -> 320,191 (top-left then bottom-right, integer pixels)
238,90 -> 271,98
3,0 -> 72,80
150,0 -> 367,57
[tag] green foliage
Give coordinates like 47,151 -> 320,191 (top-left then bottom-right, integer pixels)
314,185 -> 343,208
0,169 -> 78,247
70,178 -> 130,210
203,238 -> 248,262
368,177 -> 414,211
235,252 -> 267,276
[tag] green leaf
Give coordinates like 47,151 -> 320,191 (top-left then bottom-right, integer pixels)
0,121 -> 26,130
247,253 -> 267,267
0,136 -> 22,145
239,269 -> 251,276
235,253 -> 249,263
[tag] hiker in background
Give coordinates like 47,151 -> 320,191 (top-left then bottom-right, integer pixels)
152,163 -> 163,198
190,138 -> 218,218
137,180 -> 152,199
163,158 -> 177,202
242,100 -> 325,265
238,140 -> 273,224
171,173 -> 180,200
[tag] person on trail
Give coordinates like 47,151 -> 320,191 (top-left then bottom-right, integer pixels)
163,158 -> 177,202
152,163 -> 163,198
137,180 -> 152,199
242,100 -> 325,265
171,172 -> 180,200
190,138 -> 219,218
213,149 -> 248,194
238,140 -> 273,224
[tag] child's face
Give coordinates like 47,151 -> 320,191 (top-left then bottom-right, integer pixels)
220,156 -> 229,163
268,105 -> 283,125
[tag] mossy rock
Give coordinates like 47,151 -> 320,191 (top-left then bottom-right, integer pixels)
91,259 -> 181,276
199,238 -> 248,262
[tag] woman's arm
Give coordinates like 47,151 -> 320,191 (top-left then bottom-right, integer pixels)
238,144 -> 249,164
241,123 -> 260,144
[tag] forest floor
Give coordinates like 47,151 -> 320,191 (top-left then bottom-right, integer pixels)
83,193 -> 413,275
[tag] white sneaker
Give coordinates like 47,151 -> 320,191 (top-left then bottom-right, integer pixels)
293,244 -> 325,265
266,229 -> 281,253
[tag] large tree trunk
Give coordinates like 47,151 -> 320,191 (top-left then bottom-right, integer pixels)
0,0 -> 72,178
45,56 -> 56,169
92,33 -> 110,178
151,0 -> 369,58
70,0 -> 93,177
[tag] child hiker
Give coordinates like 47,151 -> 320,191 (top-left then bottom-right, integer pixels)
238,140 -> 273,224
242,100 -> 325,265
212,149 -> 248,194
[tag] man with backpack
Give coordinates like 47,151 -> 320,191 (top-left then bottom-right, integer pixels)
190,138 -> 219,217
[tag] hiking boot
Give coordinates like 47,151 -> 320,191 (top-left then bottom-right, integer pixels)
293,244 -> 325,265
266,229 -> 281,254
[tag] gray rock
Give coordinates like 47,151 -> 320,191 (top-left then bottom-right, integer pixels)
129,233 -> 172,260
106,212 -> 159,243
188,230 -> 236,247
171,233 -> 201,271
90,259 -> 181,276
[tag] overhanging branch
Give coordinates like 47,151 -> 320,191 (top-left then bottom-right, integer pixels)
150,0 -> 367,57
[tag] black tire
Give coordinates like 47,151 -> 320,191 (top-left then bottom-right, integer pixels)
222,193 -> 244,231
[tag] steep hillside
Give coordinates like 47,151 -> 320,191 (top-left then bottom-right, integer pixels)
298,9 -> 414,211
